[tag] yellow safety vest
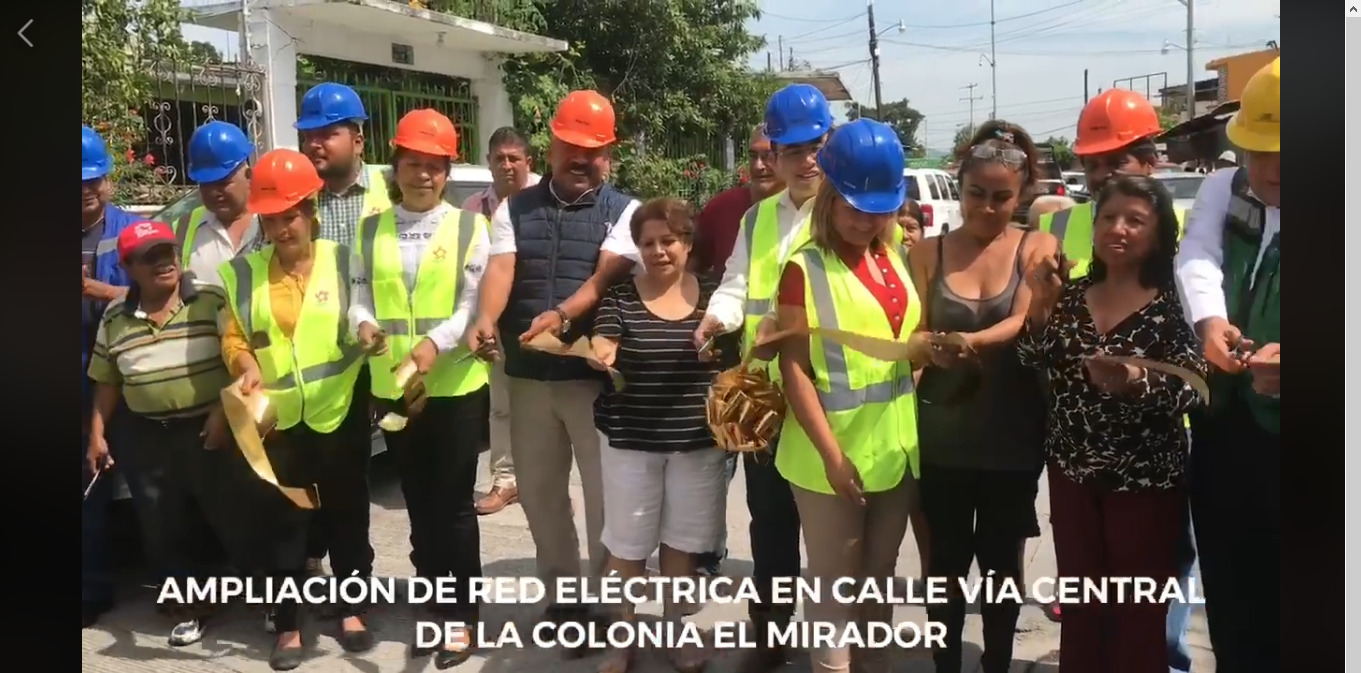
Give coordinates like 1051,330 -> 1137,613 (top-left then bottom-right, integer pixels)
176,166 -> 390,266
774,244 -> 922,495
354,208 -> 490,400
1039,201 -> 1190,427
1037,202 -> 1186,279
739,192 -> 904,370
218,240 -> 364,434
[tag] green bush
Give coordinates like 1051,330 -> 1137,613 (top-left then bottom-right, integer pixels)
612,150 -> 736,207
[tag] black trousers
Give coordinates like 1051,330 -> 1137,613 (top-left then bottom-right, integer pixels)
303,369 -> 374,564
269,391 -> 376,623
919,463 -> 1041,673
383,387 -> 488,623
742,437 -> 801,621
1189,399 -> 1280,673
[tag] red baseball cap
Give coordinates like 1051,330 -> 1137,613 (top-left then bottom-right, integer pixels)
117,221 -> 177,262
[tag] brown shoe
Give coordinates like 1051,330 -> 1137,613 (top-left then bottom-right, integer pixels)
476,485 -> 519,515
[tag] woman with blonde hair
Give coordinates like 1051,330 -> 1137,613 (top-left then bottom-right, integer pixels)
218,148 -> 373,669
774,118 -> 935,673
347,108 -> 491,669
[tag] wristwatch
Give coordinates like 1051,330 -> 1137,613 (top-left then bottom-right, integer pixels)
552,306 -> 571,333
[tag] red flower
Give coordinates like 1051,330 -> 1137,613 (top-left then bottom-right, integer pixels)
142,154 -> 156,166
125,150 -> 136,162
683,170 -> 694,179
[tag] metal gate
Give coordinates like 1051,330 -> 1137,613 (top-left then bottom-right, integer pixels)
298,69 -> 480,164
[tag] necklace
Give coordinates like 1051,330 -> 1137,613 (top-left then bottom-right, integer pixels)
81,216 -> 105,234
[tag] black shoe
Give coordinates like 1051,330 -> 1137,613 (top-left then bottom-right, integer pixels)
338,624 -> 375,653
82,599 -> 112,629
434,647 -> 475,669
269,643 -> 305,671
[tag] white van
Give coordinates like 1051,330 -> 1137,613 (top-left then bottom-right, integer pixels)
903,168 -> 963,238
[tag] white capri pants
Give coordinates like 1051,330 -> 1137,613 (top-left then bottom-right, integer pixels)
599,435 -> 729,561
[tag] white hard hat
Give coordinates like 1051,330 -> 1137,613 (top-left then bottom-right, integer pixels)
1217,150 -> 1238,163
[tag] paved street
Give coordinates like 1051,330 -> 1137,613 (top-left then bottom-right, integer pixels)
82,448 -> 1215,673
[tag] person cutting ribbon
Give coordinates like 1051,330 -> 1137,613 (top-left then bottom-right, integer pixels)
218,148 -> 372,670
347,108 -> 491,669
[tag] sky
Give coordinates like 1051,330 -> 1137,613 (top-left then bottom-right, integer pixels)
750,0 -> 1280,151
180,0 -> 1280,153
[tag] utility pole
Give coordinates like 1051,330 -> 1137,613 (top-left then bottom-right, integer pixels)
789,47 -> 795,70
778,35 -> 784,70
767,52 -> 773,72
960,83 -> 982,129
1183,0 -> 1195,121
1083,69 -> 1089,104
867,0 -> 884,112
989,0 -> 997,119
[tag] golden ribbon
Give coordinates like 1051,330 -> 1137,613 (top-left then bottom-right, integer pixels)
1087,355 -> 1212,405
523,332 -> 627,389
220,381 -> 320,510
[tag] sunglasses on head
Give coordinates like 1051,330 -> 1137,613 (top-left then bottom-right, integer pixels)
969,144 -> 1028,170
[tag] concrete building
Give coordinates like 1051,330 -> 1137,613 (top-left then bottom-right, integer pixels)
1206,47 -> 1280,101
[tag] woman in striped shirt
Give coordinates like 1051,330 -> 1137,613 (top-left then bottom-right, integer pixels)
590,197 -> 737,673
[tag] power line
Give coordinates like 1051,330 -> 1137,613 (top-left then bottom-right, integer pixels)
759,9 -> 865,23
879,38 -> 1268,57
786,16 -> 863,42
920,95 -> 1083,119
901,0 -> 1086,29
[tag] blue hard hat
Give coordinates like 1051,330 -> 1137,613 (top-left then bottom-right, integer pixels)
82,125 -> 112,181
818,119 -> 907,214
187,121 -> 253,183
764,84 -> 833,146
296,82 -> 368,131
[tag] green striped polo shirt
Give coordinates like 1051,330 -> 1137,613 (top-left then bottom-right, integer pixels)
87,278 -> 232,419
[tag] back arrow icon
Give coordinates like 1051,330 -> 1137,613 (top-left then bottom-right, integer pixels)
17,19 -> 30,47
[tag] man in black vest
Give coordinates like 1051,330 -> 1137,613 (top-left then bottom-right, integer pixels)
470,91 -> 641,632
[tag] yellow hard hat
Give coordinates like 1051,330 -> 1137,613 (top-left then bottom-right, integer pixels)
1226,57 -> 1279,153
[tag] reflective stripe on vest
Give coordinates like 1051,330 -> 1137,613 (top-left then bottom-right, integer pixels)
1041,202 -> 1186,280
740,197 -> 792,358
774,245 -> 921,495
357,208 -> 490,399
219,240 -> 363,433
174,207 -> 209,269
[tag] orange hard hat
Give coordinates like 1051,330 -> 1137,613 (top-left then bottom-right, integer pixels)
249,149 -> 323,215
393,109 -> 459,158
550,90 -> 617,148
1072,89 -> 1162,156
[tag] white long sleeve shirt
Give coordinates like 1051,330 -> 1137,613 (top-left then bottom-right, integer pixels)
346,202 -> 490,352
1173,168 -> 1281,327
707,190 -> 817,333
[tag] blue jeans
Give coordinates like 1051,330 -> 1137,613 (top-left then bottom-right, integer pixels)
1166,486 -> 1197,673
82,437 -> 115,604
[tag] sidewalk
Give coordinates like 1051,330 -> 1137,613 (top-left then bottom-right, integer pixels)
81,452 -> 1215,672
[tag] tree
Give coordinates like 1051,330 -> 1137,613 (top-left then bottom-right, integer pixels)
187,40 -> 224,64
952,123 -> 976,154
1158,107 -> 1181,132
82,0 -> 186,199
1043,136 -> 1076,170
846,98 -> 923,153
466,0 -> 778,159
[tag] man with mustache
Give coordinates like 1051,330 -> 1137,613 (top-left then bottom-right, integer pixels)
460,126 -> 541,516
296,81 -> 390,581
693,83 -> 834,673
82,124 -> 139,629
299,82 -> 393,245
175,121 -> 264,287
468,91 -> 641,645
689,123 -> 783,578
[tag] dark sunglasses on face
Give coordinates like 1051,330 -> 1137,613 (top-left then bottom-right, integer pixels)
969,144 -> 1028,170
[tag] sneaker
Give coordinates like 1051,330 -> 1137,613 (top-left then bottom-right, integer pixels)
304,558 -> 326,577
169,618 -> 205,646
694,551 -> 724,577
1045,603 -> 1062,622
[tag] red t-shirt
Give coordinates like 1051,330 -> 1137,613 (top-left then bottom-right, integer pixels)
694,186 -> 754,275
777,245 -> 910,338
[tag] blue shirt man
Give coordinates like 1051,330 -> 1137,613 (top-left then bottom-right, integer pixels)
82,125 -> 138,626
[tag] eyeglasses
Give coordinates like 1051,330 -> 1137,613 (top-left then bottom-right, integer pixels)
969,144 -> 1027,170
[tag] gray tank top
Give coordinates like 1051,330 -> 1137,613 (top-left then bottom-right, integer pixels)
916,228 -> 1046,472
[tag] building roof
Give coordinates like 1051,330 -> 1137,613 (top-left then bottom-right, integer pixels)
774,70 -> 853,101
1206,47 -> 1279,70
185,0 -> 568,54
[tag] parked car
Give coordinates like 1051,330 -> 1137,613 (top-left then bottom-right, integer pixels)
1151,171 -> 1206,213
1061,171 -> 1086,194
1014,144 -> 1067,227
903,168 -> 962,237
